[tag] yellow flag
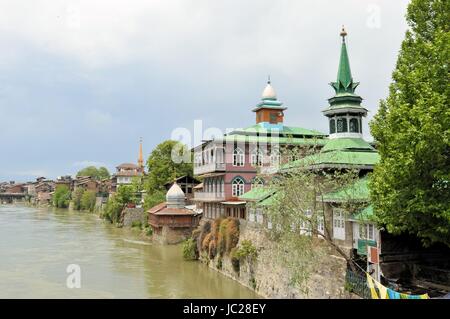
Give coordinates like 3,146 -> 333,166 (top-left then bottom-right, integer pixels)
366,273 -> 379,299
374,279 -> 389,299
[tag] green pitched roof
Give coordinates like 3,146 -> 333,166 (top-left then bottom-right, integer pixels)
352,205 -> 374,222
230,124 -> 326,137
321,138 -> 375,152
220,134 -> 328,146
239,186 -> 275,202
322,177 -> 370,202
282,149 -> 379,170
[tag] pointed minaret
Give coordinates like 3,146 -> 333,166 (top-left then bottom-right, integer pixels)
138,137 -> 144,170
252,76 -> 287,127
323,27 -> 367,139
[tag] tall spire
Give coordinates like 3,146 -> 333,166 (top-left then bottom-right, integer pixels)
138,137 -> 144,169
331,26 -> 359,94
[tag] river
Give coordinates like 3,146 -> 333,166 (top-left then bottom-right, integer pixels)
0,204 -> 259,298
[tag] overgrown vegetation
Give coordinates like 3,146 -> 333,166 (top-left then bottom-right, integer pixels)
80,190 -> 96,212
53,185 -> 71,208
182,238 -> 198,261
101,185 -> 136,224
261,144 -> 366,294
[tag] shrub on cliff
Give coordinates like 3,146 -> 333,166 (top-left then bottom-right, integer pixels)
182,238 -> 198,261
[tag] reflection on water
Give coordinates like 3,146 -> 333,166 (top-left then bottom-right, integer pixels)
0,204 -> 259,299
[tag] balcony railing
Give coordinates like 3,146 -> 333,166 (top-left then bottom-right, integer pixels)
194,192 -> 225,201
194,162 -> 226,175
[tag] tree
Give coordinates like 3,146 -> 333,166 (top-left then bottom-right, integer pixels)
53,185 -> 71,208
72,188 -> 85,210
370,0 -> 450,246
76,166 -> 110,180
102,185 -> 135,224
81,190 -> 97,212
264,158 -> 364,293
143,140 -> 193,208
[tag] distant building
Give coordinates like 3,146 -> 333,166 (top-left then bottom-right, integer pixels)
148,182 -> 201,244
111,139 -> 145,193
74,176 -> 98,193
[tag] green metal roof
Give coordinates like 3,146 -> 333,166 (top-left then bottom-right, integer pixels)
219,134 -> 328,146
352,205 -> 374,221
230,124 -> 326,137
330,35 -> 359,95
239,186 -> 275,202
282,149 -> 379,170
321,138 -> 375,152
322,177 -> 370,202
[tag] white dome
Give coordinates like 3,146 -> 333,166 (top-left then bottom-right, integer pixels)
166,182 -> 185,208
262,82 -> 277,100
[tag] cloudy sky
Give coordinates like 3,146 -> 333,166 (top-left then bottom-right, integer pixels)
0,0 -> 409,181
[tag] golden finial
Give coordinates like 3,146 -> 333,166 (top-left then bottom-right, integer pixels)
340,25 -> 347,40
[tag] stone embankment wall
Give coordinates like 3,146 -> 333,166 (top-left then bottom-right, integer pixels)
121,207 -> 146,227
200,219 -> 354,299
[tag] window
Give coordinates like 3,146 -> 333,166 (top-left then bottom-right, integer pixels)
349,118 -> 359,133
270,149 -> 280,166
300,209 -> 312,236
359,223 -> 375,241
317,215 -> 325,235
330,118 -> 336,134
232,177 -> 245,197
233,147 -> 245,166
251,177 -> 264,189
336,118 -> 348,133
333,209 -> 346,240
250,148 -> 263,166
270,112 -> 278,123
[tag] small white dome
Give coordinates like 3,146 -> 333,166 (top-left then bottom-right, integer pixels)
262,82 -> 277,100
166,182 -> 185,208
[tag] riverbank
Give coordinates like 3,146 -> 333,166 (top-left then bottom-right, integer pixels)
0,204 -> 260,298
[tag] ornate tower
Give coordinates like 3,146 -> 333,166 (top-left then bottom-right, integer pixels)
252,77 -> 287,126
323,27 -> 368,139
138,137 -> 144,170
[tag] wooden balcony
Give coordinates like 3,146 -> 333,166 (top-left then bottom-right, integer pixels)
194,162 -> 226,176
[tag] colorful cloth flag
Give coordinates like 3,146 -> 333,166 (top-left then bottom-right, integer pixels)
366,273 -> 379,299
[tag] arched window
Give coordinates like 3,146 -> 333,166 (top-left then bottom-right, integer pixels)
349,118 -> 359,133
336,118 -> 348,133
251,177 -> 264,189
330,118 -> 336,134
250,148 -> 263,166
270,148 -> 280,166
232,177 -> 245,197
233,147 -> 245,166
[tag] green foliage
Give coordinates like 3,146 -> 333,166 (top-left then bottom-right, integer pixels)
80,190 -> 96,212
53,185 -> 71,208
235,240 -> 258,261
230,247 -> 240,273
145,227 -> 153,237
143,140 -> 193,208
370,0 -> 450,246
131,220 -> 142,228
72,188 -> 85,210
199,217 -> 240,259
76,166 -> 110,180
103,195 -> 123,224
143,189 -> 166,210
182,238 -> 198,261
115,185 -> 136,205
